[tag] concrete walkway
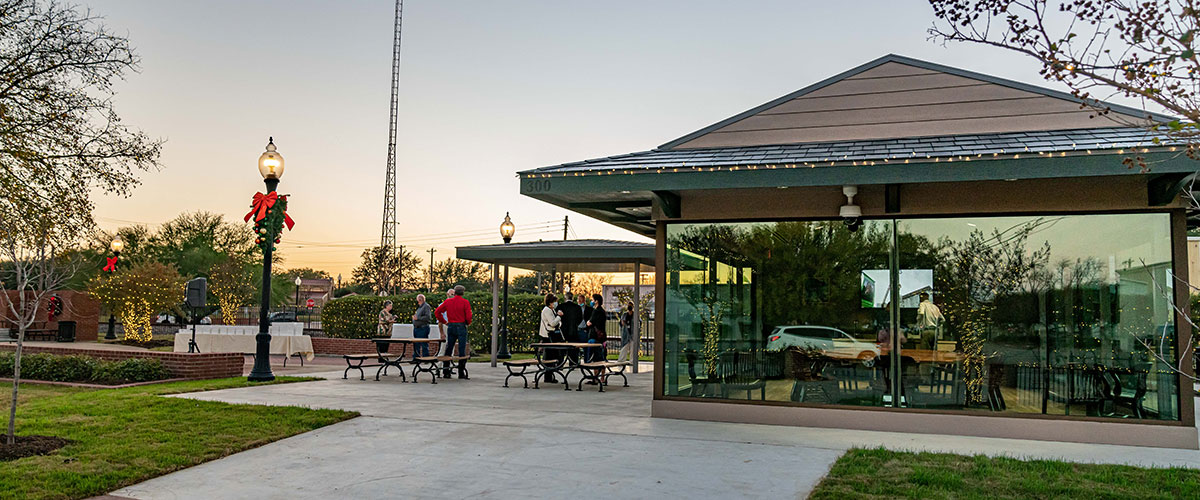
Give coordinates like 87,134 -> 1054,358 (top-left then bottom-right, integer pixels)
111,363 -> 1200,499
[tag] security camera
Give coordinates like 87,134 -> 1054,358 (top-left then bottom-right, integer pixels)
839,185 -> 862,232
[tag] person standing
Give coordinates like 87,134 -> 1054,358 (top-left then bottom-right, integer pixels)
616,301 -> 635,364
585,293 -> 608,384
377,300 -> 396,338
580,295 -> 595,344
435,285 -> 472,379
411,294 -> 432,358
915,292 -> 944,351
556,292 -> 582,345
540,293 -> 563,383
436,288 -> 454,341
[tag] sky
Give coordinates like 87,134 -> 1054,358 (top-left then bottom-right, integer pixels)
81,0 -> 1154,279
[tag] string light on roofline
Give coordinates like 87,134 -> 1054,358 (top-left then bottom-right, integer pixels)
518,144 -> 1177,179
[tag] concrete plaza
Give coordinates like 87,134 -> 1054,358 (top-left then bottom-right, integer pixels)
110,363 -> 1200,499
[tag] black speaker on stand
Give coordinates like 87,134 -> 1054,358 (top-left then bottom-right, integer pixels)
185,278 -> 207,353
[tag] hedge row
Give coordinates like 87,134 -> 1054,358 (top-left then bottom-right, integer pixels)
321,292 -> 546,352
0,352 -> 170,385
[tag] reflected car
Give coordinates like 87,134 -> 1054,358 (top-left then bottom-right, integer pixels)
765,325 -> 880,367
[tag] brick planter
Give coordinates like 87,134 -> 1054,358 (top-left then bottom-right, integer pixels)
0,344 -> 243,380
311,337 -> 443,357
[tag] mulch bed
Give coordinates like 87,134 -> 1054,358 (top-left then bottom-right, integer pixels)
113,339 -> 174,349
0,435 -> 71,461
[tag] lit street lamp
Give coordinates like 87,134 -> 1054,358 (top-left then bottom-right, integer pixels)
497,213 -> 515,359
248,138 -> 284,382
294,276 -> 303,311
104,237 -> 123,340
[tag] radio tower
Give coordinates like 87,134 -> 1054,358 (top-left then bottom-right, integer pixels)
380,0 -> 403,290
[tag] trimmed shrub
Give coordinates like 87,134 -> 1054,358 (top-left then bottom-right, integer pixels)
321,291 -> 546,353
0,352 -> 170,385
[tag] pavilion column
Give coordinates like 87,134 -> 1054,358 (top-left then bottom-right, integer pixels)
633,261 -> 641,374
491,264 -> 500,367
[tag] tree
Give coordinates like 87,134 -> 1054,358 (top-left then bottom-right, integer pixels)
430,259 -> 491,293
929,0 -> 1200,166
0,217 -> 84,446
281,267 -> 331,281
207,257 -> 255,325
571,273 -> 611,301
145,212 -> 256,279
88,261 -> 184,342
0,0 -> 160,446
352,245 -> 421,293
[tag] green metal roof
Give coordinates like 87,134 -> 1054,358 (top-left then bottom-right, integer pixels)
456,239 -> 654,273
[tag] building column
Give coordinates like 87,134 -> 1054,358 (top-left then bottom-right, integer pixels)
633,261 -> 641,374
491,264 -> 500,367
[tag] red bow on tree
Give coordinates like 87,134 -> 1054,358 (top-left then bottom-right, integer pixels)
244,192 -> 278,222
102,256 -> 118,272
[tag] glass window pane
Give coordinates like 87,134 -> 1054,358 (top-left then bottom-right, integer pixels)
663,220 -> 893,407
896,214 -> 1179,420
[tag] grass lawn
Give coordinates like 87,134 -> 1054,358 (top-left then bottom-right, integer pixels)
0,377 -> 357,500
810,448 -> 1200,500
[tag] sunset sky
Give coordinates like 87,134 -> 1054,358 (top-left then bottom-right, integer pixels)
84,0 -> 1157,278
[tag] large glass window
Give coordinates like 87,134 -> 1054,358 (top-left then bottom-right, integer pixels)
898,214 -> 1179,420
662,213 -> 1181,421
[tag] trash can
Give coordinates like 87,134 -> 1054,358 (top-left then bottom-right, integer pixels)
56,321 -> 76,342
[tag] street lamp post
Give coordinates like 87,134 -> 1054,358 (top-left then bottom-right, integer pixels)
104,237 -> 123,340
294,276 -> 303,313
497,213 -> 515,359
248,138 -> 285,382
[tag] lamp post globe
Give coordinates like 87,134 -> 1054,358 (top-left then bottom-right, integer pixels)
500,212 -> 515,244
294,276 -> 303,309
498,213 -> 515,359
248,137 -> 284,382
104,237 -> 124,340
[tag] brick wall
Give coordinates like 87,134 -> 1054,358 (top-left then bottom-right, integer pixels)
2,290 -> 100,342
311,337 -> 443,357
0,344 -> 243,380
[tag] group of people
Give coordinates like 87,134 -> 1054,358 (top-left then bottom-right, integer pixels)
538,292 -> 637,384
377,285 -> 473,379
375,286 -> 639,384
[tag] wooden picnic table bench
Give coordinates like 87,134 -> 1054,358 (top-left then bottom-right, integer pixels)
342,352 -> 406,381
411,355 -> 470,384
576,361 -> 631,392
503,358 -> 546,388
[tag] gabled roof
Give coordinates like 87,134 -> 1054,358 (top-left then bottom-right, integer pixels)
659,54 -> 1174,150
524,127 -> 1170,176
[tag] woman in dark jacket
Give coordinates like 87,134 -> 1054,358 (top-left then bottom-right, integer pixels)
585,294 -> 608,384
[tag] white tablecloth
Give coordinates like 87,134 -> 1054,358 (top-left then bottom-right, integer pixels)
173,331 -> 314,360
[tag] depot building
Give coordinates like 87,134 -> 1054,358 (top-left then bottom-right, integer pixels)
518,54 -> 1198,449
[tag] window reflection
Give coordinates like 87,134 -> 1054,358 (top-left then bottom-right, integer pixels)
663,214 -> 1180,421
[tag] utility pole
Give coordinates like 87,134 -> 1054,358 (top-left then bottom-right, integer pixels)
563,215 -> 569,241
427,248 -> 436,291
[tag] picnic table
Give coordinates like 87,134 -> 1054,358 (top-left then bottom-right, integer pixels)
341,337 -> 437,382
515,342 -> 629,392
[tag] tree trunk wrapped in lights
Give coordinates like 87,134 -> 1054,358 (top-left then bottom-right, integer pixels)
88,262 -> 184,342
207,257 -> 255,325
938,224 -> 1050,405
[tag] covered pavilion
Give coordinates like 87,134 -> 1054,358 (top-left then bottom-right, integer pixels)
456,239 -> 654,372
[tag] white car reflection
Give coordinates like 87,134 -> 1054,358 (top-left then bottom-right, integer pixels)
765,325 -> 880,367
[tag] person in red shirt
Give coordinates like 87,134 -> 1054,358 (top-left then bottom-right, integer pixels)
435,285 -> 472,379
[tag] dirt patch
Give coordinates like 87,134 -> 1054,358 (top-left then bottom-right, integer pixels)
0,435 -> 70,461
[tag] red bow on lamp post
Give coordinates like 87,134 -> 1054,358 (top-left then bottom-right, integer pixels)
244,191 -> 278,222
244,192 -> 295,230
102,256 -> 118,272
